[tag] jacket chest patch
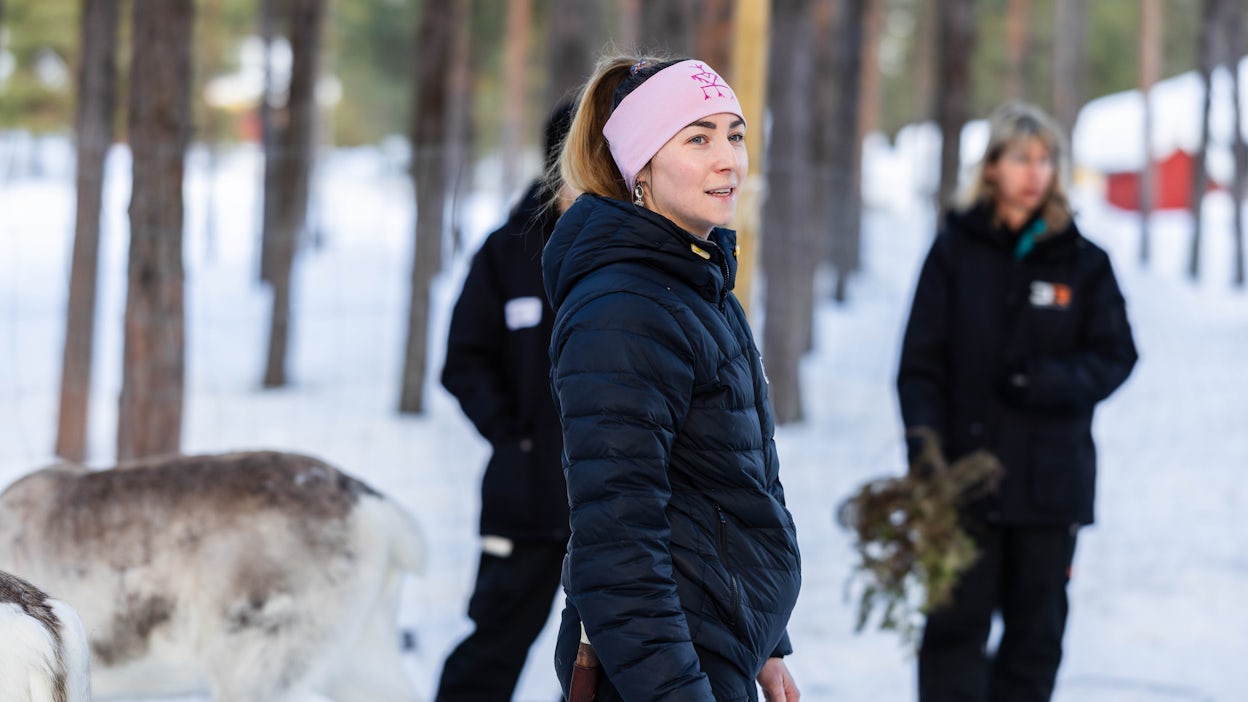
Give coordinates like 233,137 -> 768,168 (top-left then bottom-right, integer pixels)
1029,281 -> 1072,309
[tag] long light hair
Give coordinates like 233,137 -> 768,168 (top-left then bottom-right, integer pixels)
553,52 -> 676,202
961,102 -> 1072,231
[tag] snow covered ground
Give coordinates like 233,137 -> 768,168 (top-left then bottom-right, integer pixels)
1,136 -> 1245,701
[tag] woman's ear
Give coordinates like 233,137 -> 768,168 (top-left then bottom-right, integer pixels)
633,165 -> 651,206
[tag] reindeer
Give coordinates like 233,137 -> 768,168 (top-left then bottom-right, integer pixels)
0,450 -> 424,702
0,569 -> 92,702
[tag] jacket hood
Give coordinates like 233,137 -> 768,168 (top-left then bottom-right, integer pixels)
542,194 -> 739,311
511,180 -> 559,248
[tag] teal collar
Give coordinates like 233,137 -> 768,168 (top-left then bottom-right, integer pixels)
1013,217 -> 1046,261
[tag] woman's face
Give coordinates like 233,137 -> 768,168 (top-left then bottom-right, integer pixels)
641,112 -> 747,239
987,136 -> 1055,226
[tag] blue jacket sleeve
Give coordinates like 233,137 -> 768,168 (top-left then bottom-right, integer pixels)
769,631 -> 793,658
552,291 -> 717,702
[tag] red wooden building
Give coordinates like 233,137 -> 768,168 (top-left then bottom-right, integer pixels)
1103,150 -> 1212,211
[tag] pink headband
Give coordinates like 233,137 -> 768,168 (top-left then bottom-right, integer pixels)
603,59 -> 745,193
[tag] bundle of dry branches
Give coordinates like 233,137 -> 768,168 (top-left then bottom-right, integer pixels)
836,427 -> 1002,644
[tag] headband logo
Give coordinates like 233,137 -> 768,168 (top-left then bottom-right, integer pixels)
690,63 -> 731,100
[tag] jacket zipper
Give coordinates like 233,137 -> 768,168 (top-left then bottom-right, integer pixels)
715,253 -> 730,309
716,252 -> 730,309
694,238 -> 732,310
714,503 -> 740,624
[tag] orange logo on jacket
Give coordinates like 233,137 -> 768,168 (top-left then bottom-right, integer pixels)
1030,281 -> 1073,309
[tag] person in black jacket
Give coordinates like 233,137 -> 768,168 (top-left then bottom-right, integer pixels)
434,102 -> 576,702
542,54 -> 801,702
897,102 -> 1138,702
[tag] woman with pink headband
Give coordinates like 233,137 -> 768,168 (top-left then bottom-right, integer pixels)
542,54 -> 802,701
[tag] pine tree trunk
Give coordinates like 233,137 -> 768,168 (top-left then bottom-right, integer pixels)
1052,0 -> 1087,143
935,0 -> 975,215
1005,0 -> 1031,100
913,0 -> 937,125
57,0 -> 120,463
762,0 -> 814,425
811,0 -> 837,282
546,0 -> 602,107
822,0 -> 865,306
727,0 -> 770,318
806,0 -> 834,350
258,0 -> 278,283
1189,0 -> 1220,281
1227,2 -> 1246,287
499,0 -> 530,200
844,0 -> 875,300
857,0 -> 883,138
1138,0 -> 1162,266
400,0 -> 458,413
616,0 -> 641,51
446,0 -> 472,258
641,0 -> 696,56
263,0 -> 324,388
117,0 -> 193,461
696,0 -> 734,78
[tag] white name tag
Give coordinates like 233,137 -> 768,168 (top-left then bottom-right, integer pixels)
481,535 -> 515,558
504,296 -> 543,330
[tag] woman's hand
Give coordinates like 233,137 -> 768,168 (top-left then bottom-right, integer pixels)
756,657 -> 799,701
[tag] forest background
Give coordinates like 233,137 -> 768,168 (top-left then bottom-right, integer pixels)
0,0 -> 1242,479
0,0 -> 1208,144
2,3 -> 1246,699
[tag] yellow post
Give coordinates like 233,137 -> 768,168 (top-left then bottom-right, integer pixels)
729,0 -> 769,320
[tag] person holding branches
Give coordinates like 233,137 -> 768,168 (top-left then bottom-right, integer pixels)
897,102 -> 1137,701
541,54 -> 802,701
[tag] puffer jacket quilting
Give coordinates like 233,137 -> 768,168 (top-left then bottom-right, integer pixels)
543,194 -> 801,701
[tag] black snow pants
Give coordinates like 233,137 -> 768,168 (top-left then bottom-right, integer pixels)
435,540 -> 566,702
918,522 -> 1078,702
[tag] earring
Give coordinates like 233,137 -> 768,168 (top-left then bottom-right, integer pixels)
633,183 -> 644,207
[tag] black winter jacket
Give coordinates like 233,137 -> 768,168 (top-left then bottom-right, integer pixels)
442,183 -> 569,541
897,203 -> 1138,526
543,194 -> 801,701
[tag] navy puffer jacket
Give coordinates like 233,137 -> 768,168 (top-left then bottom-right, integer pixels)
543,194 -> 801,701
